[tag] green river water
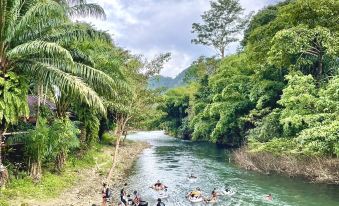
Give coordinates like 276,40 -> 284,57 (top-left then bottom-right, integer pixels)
124,131 -> 339,206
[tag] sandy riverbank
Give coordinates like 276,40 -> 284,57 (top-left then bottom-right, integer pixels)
7,141 -> 149,206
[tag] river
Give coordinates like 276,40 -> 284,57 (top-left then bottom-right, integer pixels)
123,131 -> 339,206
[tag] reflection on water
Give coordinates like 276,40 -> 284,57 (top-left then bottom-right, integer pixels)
123,131 -> 339,206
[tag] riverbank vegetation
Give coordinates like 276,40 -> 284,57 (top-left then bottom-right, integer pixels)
5,141 -> 148,205
153,0 -> 338,183
0,0 -> 165,203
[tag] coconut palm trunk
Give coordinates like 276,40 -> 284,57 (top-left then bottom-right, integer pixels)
29,161 -> 42,181
55,150 -> 67,172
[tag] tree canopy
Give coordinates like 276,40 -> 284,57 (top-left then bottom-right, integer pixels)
191,0 -> 249,57
156,0 -> 339,157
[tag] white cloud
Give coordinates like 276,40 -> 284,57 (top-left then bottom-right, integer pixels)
78,0 -> 280,77
161,51 -> 193,77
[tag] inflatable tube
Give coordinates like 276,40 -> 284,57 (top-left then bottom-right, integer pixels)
156,193 -> 169,199
151,186 -> 167,191
121,198 -> 133,206
120,201 -> 131,206
187,177 -> 197,183
139,200 -> 149,206
188,196 -> 203,203
153,203 -> 166,206
221,190 -> 236,196
205,199 -> 218,204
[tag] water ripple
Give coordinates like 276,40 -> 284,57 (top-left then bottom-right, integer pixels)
124,131 -> 339,206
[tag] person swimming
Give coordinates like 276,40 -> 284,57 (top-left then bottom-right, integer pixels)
188,173 -> 197,179
211,188 -> 217,199
265,194 -> 273,201
152,180 -> 167,190
154,180 -> 162,187
204,188 -> 218,202
187,187 -> 202,198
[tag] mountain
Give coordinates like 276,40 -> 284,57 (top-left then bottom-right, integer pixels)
149,68 -> 188,89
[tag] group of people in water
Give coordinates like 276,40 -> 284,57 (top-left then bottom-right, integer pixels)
101,175 -> 273,205
189,187 -> 216,202
101,182 -> 166,206
186,187 -> 232,203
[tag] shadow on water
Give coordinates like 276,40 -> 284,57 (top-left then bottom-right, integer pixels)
124,131 -> 339,206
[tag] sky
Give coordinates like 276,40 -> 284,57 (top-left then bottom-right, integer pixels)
79,0 -> 280,78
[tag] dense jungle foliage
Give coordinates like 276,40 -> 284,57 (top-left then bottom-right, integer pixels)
0,0 -> 166,188
156,0 -> 339,157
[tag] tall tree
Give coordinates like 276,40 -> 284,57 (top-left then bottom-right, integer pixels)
0,0 -> 116,180
106,52 -> 170,180
191,0 -> 249,57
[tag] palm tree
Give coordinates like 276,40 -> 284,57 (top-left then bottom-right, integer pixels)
0,0 -> 118,182
32,0 -> 105,113
56,0 -> 106,18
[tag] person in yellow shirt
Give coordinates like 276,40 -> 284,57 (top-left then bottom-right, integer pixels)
187,187 -> 202,198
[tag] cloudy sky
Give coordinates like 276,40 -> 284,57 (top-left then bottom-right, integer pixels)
79,0 -> 279,77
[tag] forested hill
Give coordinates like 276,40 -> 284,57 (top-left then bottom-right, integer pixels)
148,67 -> 188,89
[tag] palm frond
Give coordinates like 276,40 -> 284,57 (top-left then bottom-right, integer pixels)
27,58 -> 129,99
68,47 -> 94,67
65,0 -> 85,5
13,18 -> 67,47
10,0 -> 67,45
69,3 -> 106,19
27,62 -> 106,114
7,41 -> 73,63
41,23 -> 111,45
3,0 -> 21,44
73,62 -> 129,98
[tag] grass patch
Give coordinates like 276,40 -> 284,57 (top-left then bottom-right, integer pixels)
1,171 -> 76,200
0,143 -> 112,202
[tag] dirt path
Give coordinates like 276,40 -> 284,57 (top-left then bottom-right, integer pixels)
9,141 -> 149,206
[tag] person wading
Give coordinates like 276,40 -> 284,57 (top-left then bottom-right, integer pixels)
102,183 -> 112,206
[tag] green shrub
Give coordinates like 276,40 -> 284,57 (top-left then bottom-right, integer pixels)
48,118 -> 80,160
101,132 -> 116,145
247,109 -> 283,142
249,138 -> 297,155
296,120 -> 339,157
